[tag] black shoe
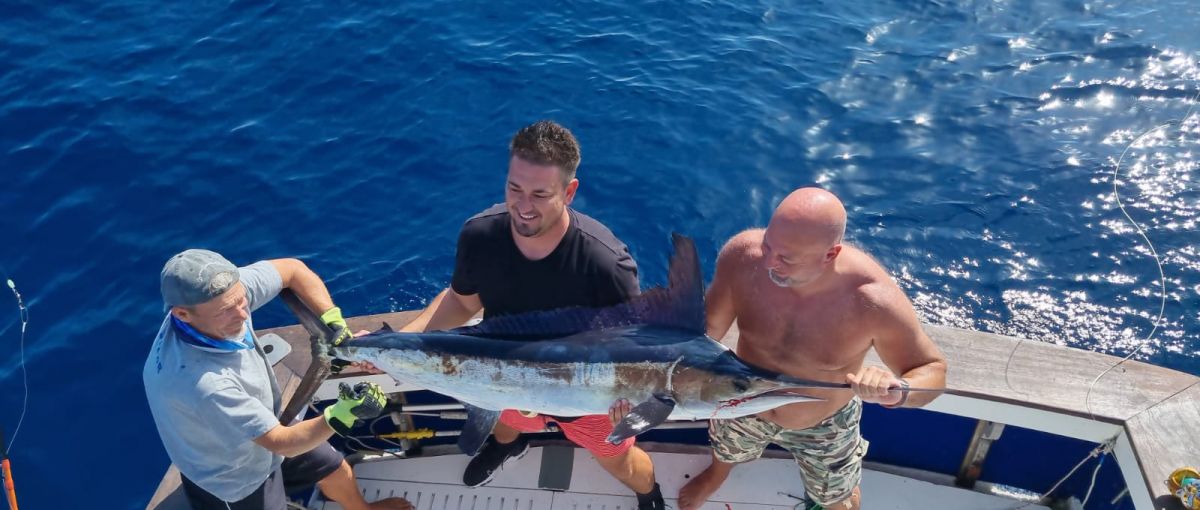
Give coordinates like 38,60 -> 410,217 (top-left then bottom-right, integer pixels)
637,483 -> 665,510
462,435 -> 530,487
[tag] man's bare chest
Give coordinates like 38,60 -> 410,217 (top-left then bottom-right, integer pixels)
733,286 -> 870,371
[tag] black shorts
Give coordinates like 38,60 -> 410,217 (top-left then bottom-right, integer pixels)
180,443 -> 344,510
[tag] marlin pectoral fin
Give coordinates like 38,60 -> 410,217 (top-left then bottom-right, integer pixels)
458,403 -> 501,455
607,394 -> 676,444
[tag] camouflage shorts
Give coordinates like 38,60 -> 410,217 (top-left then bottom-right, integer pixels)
709,397 -> 868,507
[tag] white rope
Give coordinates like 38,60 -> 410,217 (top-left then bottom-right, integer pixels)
1005,436 -> 1115,510
1079,453 -> 1107,507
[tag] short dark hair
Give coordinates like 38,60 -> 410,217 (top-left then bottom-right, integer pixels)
509,120 -> 581,181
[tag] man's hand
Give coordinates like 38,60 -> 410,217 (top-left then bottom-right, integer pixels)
609,398 -> 632,426
846,366 -> 906,407
320,306 -> 353,346
323,382 -> 387,435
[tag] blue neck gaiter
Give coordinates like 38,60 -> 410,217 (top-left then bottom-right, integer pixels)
171,315 -> 254,351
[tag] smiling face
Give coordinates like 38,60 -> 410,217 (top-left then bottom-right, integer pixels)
171,282 -> 250,339
505,155 -> 578,238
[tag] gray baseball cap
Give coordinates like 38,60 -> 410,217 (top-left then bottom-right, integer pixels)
161,249 -> 240,308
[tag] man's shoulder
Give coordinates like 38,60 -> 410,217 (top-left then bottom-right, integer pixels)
569,209 -> 630,259
144,326 -> 238,396
237,261 -> 279,283
144,323 -> 189,390
840,246 -> 910,312
460,204 -> 510,238
465,203 -> 509,223
718,229 -> 765,264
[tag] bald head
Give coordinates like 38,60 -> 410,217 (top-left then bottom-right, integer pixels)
770,188 -> 846,246
760,188 -> 847,288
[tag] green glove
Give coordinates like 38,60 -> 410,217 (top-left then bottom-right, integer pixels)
323,382 -> 387,435
320,306 -> 352,346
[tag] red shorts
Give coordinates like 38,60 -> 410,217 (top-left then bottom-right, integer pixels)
499,410 -> 635,458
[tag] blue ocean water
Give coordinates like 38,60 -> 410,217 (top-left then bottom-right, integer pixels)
0,1 -> 1197,508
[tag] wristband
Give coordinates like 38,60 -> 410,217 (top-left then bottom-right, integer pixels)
882,379 -> 910,408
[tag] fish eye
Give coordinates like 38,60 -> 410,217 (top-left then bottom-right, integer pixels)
733,377 -> 751,392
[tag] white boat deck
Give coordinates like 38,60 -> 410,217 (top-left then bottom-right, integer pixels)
314,445 -> 1047,510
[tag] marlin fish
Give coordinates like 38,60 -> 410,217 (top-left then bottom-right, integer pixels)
334,234 -> 848,455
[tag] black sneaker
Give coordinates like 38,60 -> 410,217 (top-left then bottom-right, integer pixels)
462,435 -> 530,487
636,483 -> 665,510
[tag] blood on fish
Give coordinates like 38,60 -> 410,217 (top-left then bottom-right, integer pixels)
710,396 -> 754,420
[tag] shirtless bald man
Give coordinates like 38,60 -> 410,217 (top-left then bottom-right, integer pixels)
677,187 -> 947,510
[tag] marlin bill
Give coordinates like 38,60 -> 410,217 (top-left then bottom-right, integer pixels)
334,234 -> 848,455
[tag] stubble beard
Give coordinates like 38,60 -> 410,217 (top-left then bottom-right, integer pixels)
767,268 -> 797,288
223,323 -> 247,341
512,217 -> 544,238
511,204 -> 564,238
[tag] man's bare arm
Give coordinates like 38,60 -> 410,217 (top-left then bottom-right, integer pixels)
399,288 -> 447,332
706,230 -> 760,344
705,246 -> 738,343
866,284 -> 947,408
400,287 -> 482,332
269,258 -> 336,315
253,417 -> 335,457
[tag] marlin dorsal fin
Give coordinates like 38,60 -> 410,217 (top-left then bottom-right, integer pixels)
450,233 -> 706,337
629,233 -> 705,333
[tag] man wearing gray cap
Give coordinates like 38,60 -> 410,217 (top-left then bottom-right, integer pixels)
144,250 -> 412,510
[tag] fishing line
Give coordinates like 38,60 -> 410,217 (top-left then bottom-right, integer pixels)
1083,88 -> 1199,419
1002,88 -> 1198,408
3,278 -> 28,457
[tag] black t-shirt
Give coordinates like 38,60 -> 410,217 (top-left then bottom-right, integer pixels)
451,204 -> 639,319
